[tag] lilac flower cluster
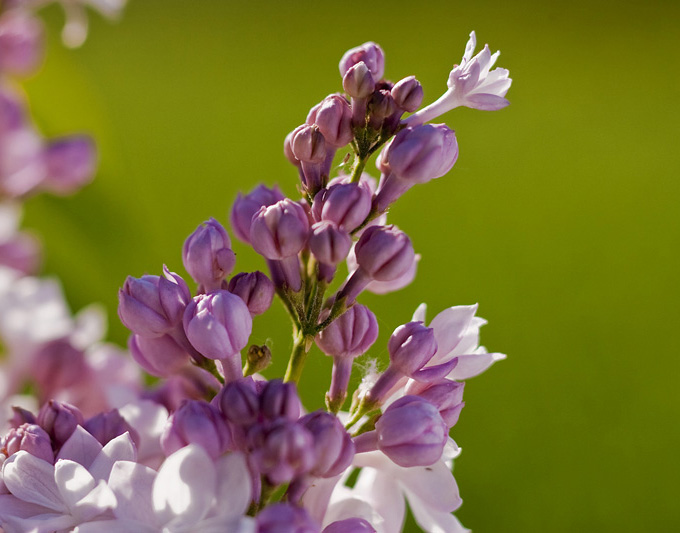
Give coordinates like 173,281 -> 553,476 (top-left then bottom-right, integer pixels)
0,32 -> 511,532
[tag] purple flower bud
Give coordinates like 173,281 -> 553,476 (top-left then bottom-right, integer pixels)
309,221 -> 351,269
388,322 -> 438,377
311,182 -> 372,232
355,225 -> 415,282
391,76 -> 424,113
376,396 -> 447,467
0,12 -> 44,77
259,379 -> 301,422
118,267 -> 191,338
339,42 -> 385,80
32,339 -> 89,398
374,124 -> 458,212
316,305 -> 378,359
284,130 -> 301,167
314,95 -> 353,148
368,89 -> 396,129
291,124 -> 326,164
323,518 -> 376,533
406,379 -> 465,428
183,291 -> 252,375
299,411 -> 354,478
2,424 -> 53,463
37,400 -> 84,449
129,333 -> 190,377
10,406 -> 36,428
161,400 -> 231,460
0,231 -> 40,275
250,199 -> 310,260
84,409 -> 140,447
216,377 -> 260,428
342,61 -> 375,99
42,136 -> 96,195
0,125 -> 46,198
230,184 -> 285,244
249,420 -> 316,485
257,503 -> 320,533
228,271 -> 275,316
0,85 -> 25,133
182,218 -> 236,292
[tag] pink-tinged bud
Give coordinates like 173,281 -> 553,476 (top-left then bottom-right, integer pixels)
183,291 -> 252,380
0,85 -> 26,133
2,423 -> 53,463
355,225 -> 415,282
0,12 -> 44,77
84,409 -> 140,447
118,267 -> 191,338
0,231 -> 40,275
317,305 -> 378,412
314,95 -> 353,148
324,519 -> 376,533
291,124 -> 326,164
161,401 -> 231,460
227,271 -> 274,316
216,377 -> 260,429
283,130 -> 301,167
0,126 -> 46,198
32,339 -> 89,398
342,61 -> 375,99
249,420 -> 316,485
375,396 -> 447,467
257,503 -> 320,533
388,322 -> 438,376
42,136 -> 96,195
250,199 -> 310,260
368,89 -> 397,127
339,41 -> 385,80
10,406 -> 36,428
37,400 -> 84,448
299,411 -> 354,478
406,379 -> 465,428
259,379 -> 301,422
309,221 -> 351,267
316,305 -> 378,359
391,76 -> 424,112
311,182 -> 372,232
182,218 -> 236,292
128,333 -> 189,377
379,124 -> 458,182
230,184 -> 285,244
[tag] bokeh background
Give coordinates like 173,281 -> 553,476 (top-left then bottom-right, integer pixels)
18,0 -> 680,530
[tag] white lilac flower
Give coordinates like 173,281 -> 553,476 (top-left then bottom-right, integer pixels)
0,427 -> 136,532
405,31 -> 512,126
75,445 -> 255,532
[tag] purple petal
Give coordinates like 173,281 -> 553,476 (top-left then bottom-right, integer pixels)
57,425 -> 103,469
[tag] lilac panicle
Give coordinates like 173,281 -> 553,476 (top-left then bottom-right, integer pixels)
118,267 -> 191,338
228,271 -> 275,316
311,181 -> 372,233
183,290 -> 252,379
36,400 -> 84,449
161,400 -> 232,460
339,41 -> 385,80
42,136 -> 97,195
182,218 -> 236,292
2,423 -> 53,463
129,333 -> 190,377
84,409 -> 140,447
374,124 -> 458,212
230,184 -> 285,244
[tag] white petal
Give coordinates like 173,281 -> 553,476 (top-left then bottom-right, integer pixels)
398,460 -> 461,513
302,474 -> 342,524
75,519 -> 156,533
71,480 -> 116,522
353,467 -> 405,533
214,452 -> 251,518
119,400 -> 168,463
153,445 -> 216,529
57,425 -> 103,469
0,493 -> 52,517
411,303 -> 427,323
1,513 -> 77,533
54,460 -> 95,512
89,432 -> 137,481
71,304 -> 107,349
409,503 -> 470,533
108,461 -> 157,525
448,352 -> 506,380
428,305 -> 478,363
2,452 -> 66,512
462,31 -> 476,63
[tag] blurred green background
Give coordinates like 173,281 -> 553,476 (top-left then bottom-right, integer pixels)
18,0 -> 680,530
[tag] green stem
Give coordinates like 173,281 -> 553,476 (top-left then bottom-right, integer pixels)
196,358 -> 224,385
350,155 -> 367,183
283,331 -> 309,384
